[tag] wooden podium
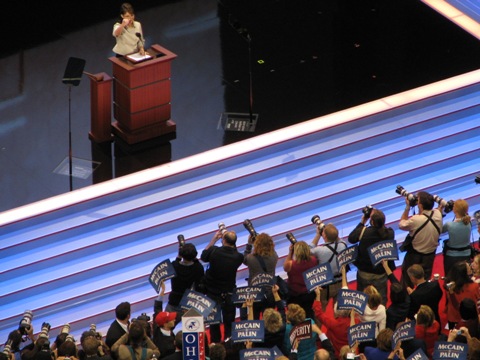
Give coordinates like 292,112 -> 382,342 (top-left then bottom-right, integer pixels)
109,44 -> 177,144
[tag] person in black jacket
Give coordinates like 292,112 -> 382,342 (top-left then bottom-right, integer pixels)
106,302 -> 131,352
165,242 -> 205,325
381,260 -> 410,331
201,229 -> 244,343
348,209 -> 395,305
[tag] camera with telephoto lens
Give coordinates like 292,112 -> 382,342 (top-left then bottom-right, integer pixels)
177,234 -> 185,248
243,219 -> 258,240
395,185 -> 418,207
60,323 -> 70,334
218,222 -> 227,235
18,310 -> 33,335
38,322 -> 51,339
3,339 -> 13,355
286,232 -> 297,245
89,324 -> 102,340
433,195 -> 454,213
137,313 -> 151,322
65,334 -> 75,343
362,205 -> 374,219
311,215 -> 326,235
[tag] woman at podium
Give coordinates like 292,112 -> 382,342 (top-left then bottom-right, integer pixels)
112,2 -> 145,56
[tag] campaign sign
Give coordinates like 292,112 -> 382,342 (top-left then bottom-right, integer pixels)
392,321 -> 415,348
231,320 -> 265,343
270,346 -> 284,357
367,240 -> 399,267
433,341 -> 467,360
407,348 -> 429,360
182,308 -> 205,360
250,273 -> 275,287
288,320 -> 312,345
302,262 -> 334,292
347,321 -> 376,346
232,286 -> 265,304
149,259 -> 176,293
204,303 -> 222,325
337,289 -> 368,315
239,349 -> 274,360
338,245 -> 359,269
179,290 -> 216,318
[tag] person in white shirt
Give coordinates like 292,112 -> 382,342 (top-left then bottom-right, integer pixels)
112,3 -> 145,56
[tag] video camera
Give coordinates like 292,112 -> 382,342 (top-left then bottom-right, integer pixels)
433,194 -> 454,213
311,215 -> 325,235
395,185 -> 418,207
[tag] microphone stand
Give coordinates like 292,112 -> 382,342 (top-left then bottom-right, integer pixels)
68,84 -> 73,192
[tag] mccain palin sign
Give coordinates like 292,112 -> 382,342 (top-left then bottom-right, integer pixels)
302,262 -> 334,292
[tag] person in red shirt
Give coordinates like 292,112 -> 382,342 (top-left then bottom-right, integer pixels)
445,261 -> 480,329
283,241 -> 318,320
312,267 -> 360,358
414,305 -> 440,359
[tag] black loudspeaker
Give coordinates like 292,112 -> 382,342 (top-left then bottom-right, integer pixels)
62,57 -> 86,86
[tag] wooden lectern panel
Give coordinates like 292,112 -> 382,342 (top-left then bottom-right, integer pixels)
109,44 -> 177,144
88,72 -> 113,143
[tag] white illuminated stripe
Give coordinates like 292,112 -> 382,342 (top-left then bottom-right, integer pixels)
2,68 -> 480,226
422,0 -> 480,39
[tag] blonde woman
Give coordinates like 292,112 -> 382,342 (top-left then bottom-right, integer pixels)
441,199 -> 472,276
283,240 -> 318,320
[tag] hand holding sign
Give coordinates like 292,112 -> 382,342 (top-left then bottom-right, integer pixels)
149,259 -> 176,293
367,240 -> 398,267
302,263 -> 334,292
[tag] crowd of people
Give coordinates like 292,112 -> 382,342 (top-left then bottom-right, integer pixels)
2,191 -> 480,360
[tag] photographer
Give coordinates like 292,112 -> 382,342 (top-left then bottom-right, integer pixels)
348,209 -> 394,305
243,232 -> 279,319
310,223 -> 347,310
200,229 -> 244,343
441,199 -> 472,277
111,321 -> 159,360
4,327 -> 35,360
165,241 -> 204,325
399,191 -> 442,288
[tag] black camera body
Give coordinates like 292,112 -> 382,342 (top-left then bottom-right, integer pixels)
362,205 -> 373,219
243,219 -> 258,240
311,215 -> 325,234
396,185 -> 418,207
218,222 -> 227,235
433,195 -> 454,213
177,234 -> 186,248
286,232 -> 297,245
137,313 -> 151,322
18,310 -> 33,335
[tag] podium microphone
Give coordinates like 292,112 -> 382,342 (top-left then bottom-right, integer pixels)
135,32 -> 144,46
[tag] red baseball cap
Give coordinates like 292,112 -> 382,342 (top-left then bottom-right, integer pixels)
155,312 -> 177,326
